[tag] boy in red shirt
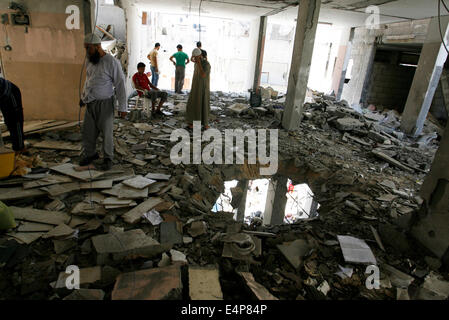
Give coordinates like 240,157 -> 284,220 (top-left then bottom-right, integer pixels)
132,62 -> 168,115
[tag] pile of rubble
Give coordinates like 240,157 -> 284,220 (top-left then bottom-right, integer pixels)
0,90 -> 448,300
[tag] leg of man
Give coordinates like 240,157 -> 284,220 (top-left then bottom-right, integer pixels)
147,91 -> 157,112
157,91 -> 168,109
82,103 -> 100,159
175,66 -> 181,93
96,97 -> 115,161
178,66 -> 185,93
150,66 -> 159,87
0,83 -> 25,151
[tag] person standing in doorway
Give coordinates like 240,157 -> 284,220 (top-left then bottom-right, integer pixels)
79,33 -> 127,171
0,76 -> 26,154
148,42 -> 160,87
169,45 -> 189,94
186,48 -> 210,129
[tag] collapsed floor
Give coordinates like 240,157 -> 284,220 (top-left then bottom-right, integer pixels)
0,91 -> 448,300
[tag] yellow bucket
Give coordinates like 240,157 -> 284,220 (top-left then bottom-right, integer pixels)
0,149 -> 15,179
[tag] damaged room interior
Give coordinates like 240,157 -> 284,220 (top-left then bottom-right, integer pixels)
1,0 -> 449,302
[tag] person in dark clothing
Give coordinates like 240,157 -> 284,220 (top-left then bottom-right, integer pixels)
0,77 -> 25,154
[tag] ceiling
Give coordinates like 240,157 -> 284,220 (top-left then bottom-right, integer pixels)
120,0 -> 449,27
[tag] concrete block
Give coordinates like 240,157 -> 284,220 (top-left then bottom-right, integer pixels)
189,266 -> 223,300
112,265 -> 182,300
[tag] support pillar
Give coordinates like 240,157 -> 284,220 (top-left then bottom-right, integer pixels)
439,69 -> 449,117
401,16 -> 449,136
411,123 -> 449,264
282,0 -> 321,130
235,180 -> 249,222
331,27 -> 354,100
263,176 -> 287,225
253,16 -> 267,92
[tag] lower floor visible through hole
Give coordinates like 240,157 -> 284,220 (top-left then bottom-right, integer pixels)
212,178 -> 320,225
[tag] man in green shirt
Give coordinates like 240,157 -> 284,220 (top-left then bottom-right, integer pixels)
169,44 -> 190,94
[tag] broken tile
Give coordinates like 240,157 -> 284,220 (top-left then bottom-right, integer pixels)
112,265 -> 182,300
160,222 -> 183,245
277,239 -> 313,269
238,272 -> 278,300
42,224 -> 76,239
63,289 -> 105,300
122,175 -> 156,189
91,229 -> 166,262
189,266 -> 223,300
337,235 -> 377,265
122,197 -> 164,224
188,221 -> 207,237
145,173 -> 171,181
50,163 -> 104,182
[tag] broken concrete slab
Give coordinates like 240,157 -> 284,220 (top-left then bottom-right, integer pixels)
160,222 -> 183,245
112,264 -> 182,300
80,179 -> 113,190
145,173 -> 171,181
6,232 -> 44,244
52,266 -> 102,289
337,235 -> 377,265
417,271 -> 449,300
170,249 -> 187,264
335,118 -> 364,131
372,149 -> 414,173
10,206 -> 71,226
238,272 -> 278,300
228,103 -> 249,114
50,163 -> 104,182
122,175 -> 156,189
118,185 -> 148,200
277,239 -> 313,269
91,229 -> 166,262
63,289 -> 105,300
189,266 -> 223,300
0,187 -> 46,202
17,222 -> 54,232
188,221 -> 207,238
33,140 -> 81,151
381,264 -> 415,289
41,182 -> 81,197
42,224 -> 76,239
71,202 -> 107,216
122,197 -> 164,224
23,175 -> 73,190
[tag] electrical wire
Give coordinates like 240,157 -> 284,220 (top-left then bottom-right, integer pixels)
438,0 -> 449,55
199,0 -> 203,42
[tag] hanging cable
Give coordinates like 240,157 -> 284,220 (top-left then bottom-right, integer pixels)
199,0 -> 203,42
438,0 -> 449,55
442,0 -> 449,12
78,0 -> 100,129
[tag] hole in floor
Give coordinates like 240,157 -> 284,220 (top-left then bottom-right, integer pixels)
212,177 -> 320,225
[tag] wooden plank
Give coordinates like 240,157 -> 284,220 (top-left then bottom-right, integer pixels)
122,197 -> 164,224
10,206 -> 71,225
50,163 -> 104,182
33,140 -> 81,151
1,120 -> 55,138
30,121 -> 79,135
80,179 -> 113,190
41,182 -> 81,197
23,175 -> 73,189
0,187 -> 47,201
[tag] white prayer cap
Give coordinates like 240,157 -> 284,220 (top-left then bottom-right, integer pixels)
84,33 -> 101,45
192,48 -> 202,57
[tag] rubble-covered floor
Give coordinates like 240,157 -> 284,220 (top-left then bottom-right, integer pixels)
0,91 -> 448,300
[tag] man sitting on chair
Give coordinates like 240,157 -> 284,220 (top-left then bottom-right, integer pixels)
132,62 -> 167,115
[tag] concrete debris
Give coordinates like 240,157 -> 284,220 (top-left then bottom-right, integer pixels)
0,89 -> 444,300
111,265 -> 182,300
337,235 -> 377,265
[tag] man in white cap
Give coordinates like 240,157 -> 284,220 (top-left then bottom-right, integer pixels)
186,48 -> 211,129
79,33 -> 127,171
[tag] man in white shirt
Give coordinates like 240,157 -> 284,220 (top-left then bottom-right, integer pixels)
79,33 -> 126,170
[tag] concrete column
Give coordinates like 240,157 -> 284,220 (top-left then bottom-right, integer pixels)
401,16 -> 449,136
235,180 -> 249,222
253,16 -> 268,92
439,69 -> 449,117
411,123 -> 449,264
331,27 -> 353,99
282,0 -> 321,131
263,176 -> 288,225
246,18 -> 264,90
